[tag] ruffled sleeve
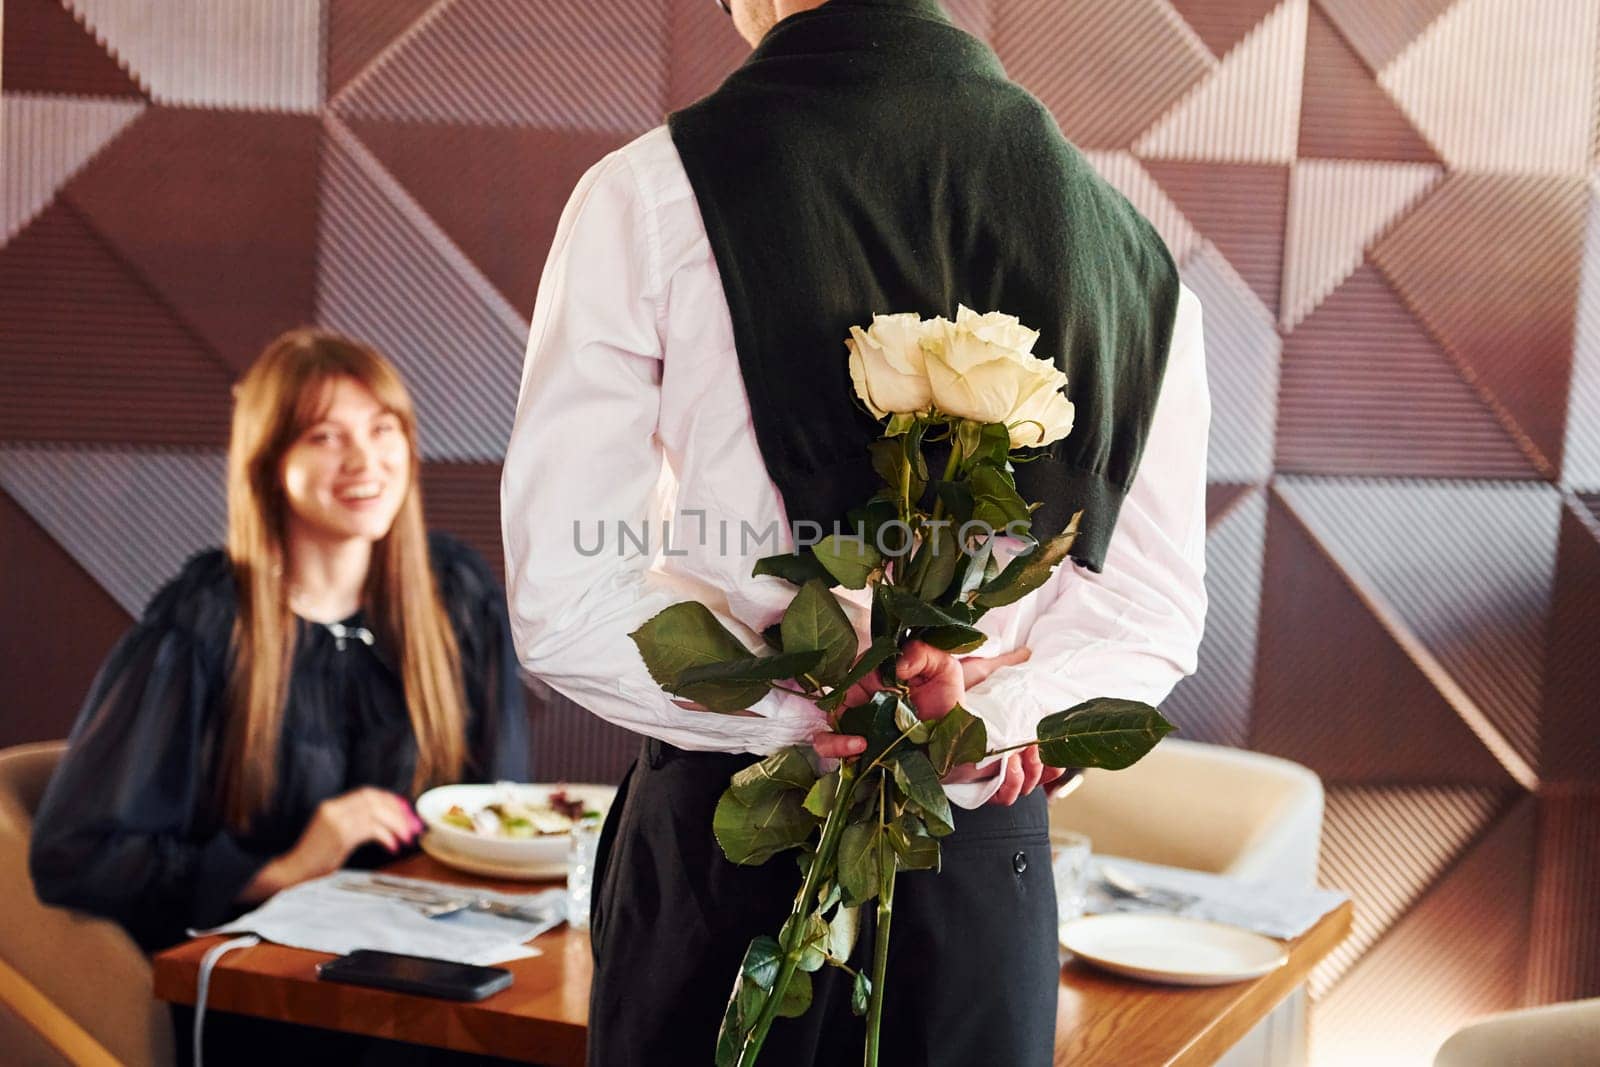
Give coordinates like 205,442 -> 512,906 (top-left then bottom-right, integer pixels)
429,533 -> 530,783
28,551 -> 268,949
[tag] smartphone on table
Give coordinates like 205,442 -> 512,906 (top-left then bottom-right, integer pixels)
316,949 -> 513,1001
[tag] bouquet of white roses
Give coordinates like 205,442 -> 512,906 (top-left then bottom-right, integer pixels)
631,306 -> 1174,1067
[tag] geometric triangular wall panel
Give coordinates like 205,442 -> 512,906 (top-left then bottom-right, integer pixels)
1279,158 -> 1441,329
1276,477 -> 1559,786
63,108 -> 322,374
1310,797 -> 1537,1066
1144,160 -> 1289,318
344,119 -> 633,319
1159,485 -> 1266,746
65,0 -> 323,111
0,447 -> 225,616
1313,784 -> 1513,997
1378,0 -> 1598,176
3,0 -> 146,97
2,94 -> 144,242
1180,242 -> 1280,483
1135,0 -> 1307,164
1372,172 -> 1588,480
317,120 -> 526,463
1562,184 -> 1600,490
1253,486 -> 1523,788
333,0 -> 669,132
993,0 -> 1214,150
1276,264 -> 1538,479
1297,2 -> 1442,164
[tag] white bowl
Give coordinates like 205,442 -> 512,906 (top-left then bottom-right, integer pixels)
415,782 -> 616,870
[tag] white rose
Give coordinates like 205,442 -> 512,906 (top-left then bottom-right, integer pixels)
846,313 -> 934,418
923,307 -> 1074,446
1007,369 -> 1075,448
955,304 -> 1041,355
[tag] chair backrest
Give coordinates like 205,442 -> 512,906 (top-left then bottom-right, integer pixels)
1434,997 -> 1600,1067
0,741 -> 176,1066
1049,736 -> 1325,884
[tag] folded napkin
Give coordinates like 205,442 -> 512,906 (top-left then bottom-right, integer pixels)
196,873 -> 567,965
1084,856 -> 1348,940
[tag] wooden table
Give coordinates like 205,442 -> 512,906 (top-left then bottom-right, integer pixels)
154,855 -> 1351,1067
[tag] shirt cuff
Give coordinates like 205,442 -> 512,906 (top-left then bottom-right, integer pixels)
190,832 -> 271,930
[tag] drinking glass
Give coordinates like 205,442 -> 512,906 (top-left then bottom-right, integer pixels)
566,815 -> 603,930
1052,831 -> 1092,931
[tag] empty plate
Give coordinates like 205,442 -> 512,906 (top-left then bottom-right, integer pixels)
1060,914 -> 1289,986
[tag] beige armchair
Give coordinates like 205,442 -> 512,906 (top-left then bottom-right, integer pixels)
1434,997 -> 1600,1067
1050,737 -> 1327,1067
0,741 -> 175,1066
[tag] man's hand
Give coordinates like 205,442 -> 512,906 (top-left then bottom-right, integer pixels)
812,640 -> 1065,804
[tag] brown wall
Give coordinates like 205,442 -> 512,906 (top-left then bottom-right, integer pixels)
2,1 -> 1597,1061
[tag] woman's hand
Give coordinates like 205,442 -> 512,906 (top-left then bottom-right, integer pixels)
241,787 -> 422,902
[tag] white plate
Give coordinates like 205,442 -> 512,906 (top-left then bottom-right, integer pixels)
419,831 -> 568,881
415,782 -> 615,870
1059,914 -> 1289,986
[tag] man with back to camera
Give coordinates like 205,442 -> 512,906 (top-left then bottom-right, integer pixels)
501,0 -> 1211,1062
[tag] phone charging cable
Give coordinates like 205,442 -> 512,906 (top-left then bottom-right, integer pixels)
192,934 -> 261,1067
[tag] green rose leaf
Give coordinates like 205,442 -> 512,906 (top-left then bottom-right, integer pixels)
879,586 -> 985,651
893,750 -> 954,837
803,769 -> 840,818
852,971 -> 872,1017
970,463 -> 1030,532
911,519 -> 961,601
817,636 -> 898,714
812,534 -> 882,590
775,967 -> 813,1019
918,625 -> 987,654
932,480 -> 975,525
972,512 -> 1081,610
796,912 -> 831,973
956,419 -> 1012,468
955,537 -> 995,601
828,903 -> 859,963
884,412 -> 918,437
837,822 -> 883,907
836,690 -> 904,770
630,602 -> 770,712
761,623 -> 783,651
888,813 -> 942,872
716,957 -> 768,1067
676,649 -> 825,694
781,579 -> 859,687
928,703 -> 988,778
752,550 -> 833,586
713,786 -> 819,866
729,747 -> 818,806
1036,698 -> 1175,770
742,934 -> 783,989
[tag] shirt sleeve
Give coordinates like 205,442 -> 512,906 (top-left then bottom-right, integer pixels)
501,150 -> 825,754
951,281 -> 1212,807
28,613 -> 268,949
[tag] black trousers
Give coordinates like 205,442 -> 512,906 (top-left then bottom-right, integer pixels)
586,740 -> 1058,1067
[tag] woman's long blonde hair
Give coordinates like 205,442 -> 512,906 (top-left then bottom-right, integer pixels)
220,328 -> 466,829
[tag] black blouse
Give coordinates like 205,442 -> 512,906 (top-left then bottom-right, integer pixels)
29,533 -> 529,950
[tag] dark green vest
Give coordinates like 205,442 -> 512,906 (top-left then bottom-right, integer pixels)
668,0 -> 1179,572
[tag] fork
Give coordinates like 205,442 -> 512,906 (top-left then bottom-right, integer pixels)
1098,864 -> 1201,911
338,877 -> 555,923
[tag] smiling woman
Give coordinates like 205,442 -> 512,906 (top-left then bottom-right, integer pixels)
26,329 -> 531,1063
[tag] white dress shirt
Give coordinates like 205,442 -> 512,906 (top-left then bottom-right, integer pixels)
502,125 -> 1210,808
